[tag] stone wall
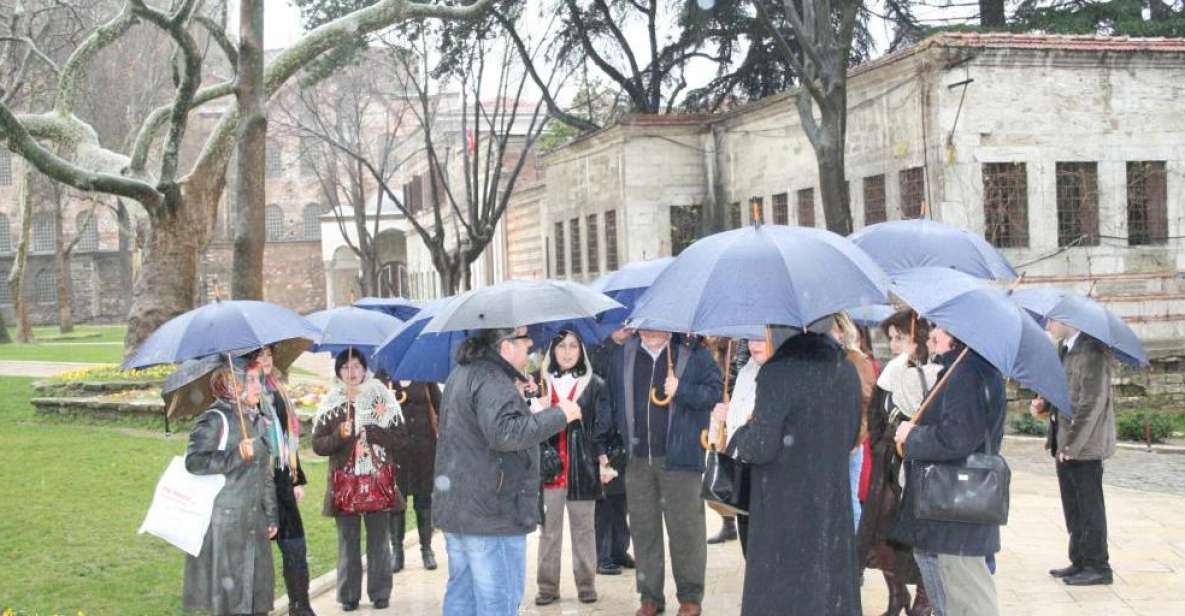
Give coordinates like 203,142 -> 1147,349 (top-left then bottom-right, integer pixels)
201,240 -> 326,314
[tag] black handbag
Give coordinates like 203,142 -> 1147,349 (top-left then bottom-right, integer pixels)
540,440 -> 563,483
915,428 -> 1011,525
566,421 -> 603,500
604,430 -> 627,472
701,439 -> 750,516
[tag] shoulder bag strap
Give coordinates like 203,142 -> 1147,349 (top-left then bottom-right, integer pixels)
424,384 -> 439,438
211,409 -> 229,451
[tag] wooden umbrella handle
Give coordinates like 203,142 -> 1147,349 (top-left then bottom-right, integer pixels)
650,340 -> 675,407
895,346 -> 970,457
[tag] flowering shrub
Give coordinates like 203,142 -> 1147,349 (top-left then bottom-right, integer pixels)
289,383 -> 330,412
49,364 -> 173,384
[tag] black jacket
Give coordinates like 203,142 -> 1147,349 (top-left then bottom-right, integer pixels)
538,370 -> 607,501
433,351 -> 568,536
891,349 -> 1007,557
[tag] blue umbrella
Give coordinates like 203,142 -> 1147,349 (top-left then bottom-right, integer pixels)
588,257 -> 675,336
847,304 -> 896,328
627,225 -> 890,337
125,300 -> 322,369
371,298 -> 459,382
850,219 -> 1018,280
421,280 -> 621,334
354,296 -> 422,321
890,267 -> 1071,414
1011,288 -> 1148,368
306,306 -> 404,356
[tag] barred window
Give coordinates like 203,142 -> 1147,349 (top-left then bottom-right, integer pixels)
899,167 -> 925,219
554,221 -> 566,276
797,188 -> 815,227
299,136 -> 317,176
586,214 -> 600,275
303,204 -> 323,240
604,210 -> 619,271
670,204 -> 702,256
266,205 -> 284,241
772,193 -> 789,225
266,140 -> 284,178
0,149 -> 12,186
0,214 -> 10,253
569,218 -> 582,275
32,212 -> 55,253
0,269 -> 9,303
728,202 -> 742,229
1126,161 -> 1168,246
863,175 -> 887,226
1055,162 -> 1100,247
35,268 -> 56,304
982,163 -> 1029,248
75,211 -> 99,252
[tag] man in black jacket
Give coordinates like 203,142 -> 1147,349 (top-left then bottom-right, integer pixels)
590,327 -> 636,576
595,330 -> 722,616
432,327 -> 582,616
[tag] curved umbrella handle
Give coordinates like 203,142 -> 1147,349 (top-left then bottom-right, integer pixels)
650,341 -> 675,407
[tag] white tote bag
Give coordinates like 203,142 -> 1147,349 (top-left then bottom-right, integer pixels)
138,410 -> 229,557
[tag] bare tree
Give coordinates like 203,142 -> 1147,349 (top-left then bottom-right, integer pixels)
0,0 -> 497,355
754,0 -> 862,234
273,51 -> 414,297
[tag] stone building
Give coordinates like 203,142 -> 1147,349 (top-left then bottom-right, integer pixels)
540,32 -> 1185,353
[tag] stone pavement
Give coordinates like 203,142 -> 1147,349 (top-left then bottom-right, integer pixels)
0,360 -> 103,378
306,464 -> 1185,616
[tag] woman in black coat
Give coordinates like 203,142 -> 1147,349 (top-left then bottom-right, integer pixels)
891,326 -> 1006,616
529,329 -> 606,606
386,379 -> 442,573
731,329 -> 864,616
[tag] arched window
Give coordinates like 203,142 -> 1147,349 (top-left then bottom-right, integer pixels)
75,211 -> 99,252
32,212 -> 55,253
265,205 -> 284,241
303,203 -> 323,240
0,214 -> 11,254
35,269 -> 56,304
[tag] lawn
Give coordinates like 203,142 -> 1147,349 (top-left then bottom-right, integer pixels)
0,377 -> 346,616
0,326 -> 127,364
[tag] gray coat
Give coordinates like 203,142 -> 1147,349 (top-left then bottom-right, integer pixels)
1051,334 -> 1116,461
432,351 -> 568,536
183,402 -> 279,615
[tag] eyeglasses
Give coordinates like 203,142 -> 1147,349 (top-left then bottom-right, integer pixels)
500,333 -> 532,344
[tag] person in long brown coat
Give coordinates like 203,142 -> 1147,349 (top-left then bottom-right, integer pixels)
386,379 -> 442,573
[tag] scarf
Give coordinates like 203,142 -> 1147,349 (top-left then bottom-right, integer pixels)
314,377 -> 404,474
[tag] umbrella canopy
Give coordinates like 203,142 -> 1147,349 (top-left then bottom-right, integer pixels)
587,257 -> 675,336
849,219 -> 1018,280
124,300 -> 321,369
354,296 -> 422,321
1011,288 -> 1148,368
848,304 -> 896,328
371,298 -> 459,383
420,280 -> 621,334
626,224 -> 890,337
162,353 -> 252,419
890,267 -> 1071,414
306,306 -> 404,356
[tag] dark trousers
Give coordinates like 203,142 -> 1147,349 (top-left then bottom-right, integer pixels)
335,512 -> 393,604
736,514 -> 749,559
625,457 -> 706,607
1056,459 -> 1110,571
595,492 -> 631,567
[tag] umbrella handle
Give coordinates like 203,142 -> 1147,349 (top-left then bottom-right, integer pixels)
650,341 -> 675,407
225,353 -> 254,462
895,346 -> 970,458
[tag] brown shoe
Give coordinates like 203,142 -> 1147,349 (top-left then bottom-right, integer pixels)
636,599 -> 662,616
677,602 -> 702,616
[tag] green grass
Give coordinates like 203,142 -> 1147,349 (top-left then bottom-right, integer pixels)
0,326 -> 127,364
0,377 -> 343,615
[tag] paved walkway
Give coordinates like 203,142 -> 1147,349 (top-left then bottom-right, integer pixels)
306,465 -> 1185,615
0,360 -> 104,378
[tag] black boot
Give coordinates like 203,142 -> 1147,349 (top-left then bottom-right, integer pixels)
706,516 -> 738,544
283,565 -> 317,616
391,509 -> 406,574
879,567 -> 910,616
416,507 -> 438,570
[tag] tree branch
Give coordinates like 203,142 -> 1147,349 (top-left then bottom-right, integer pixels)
54,1 -> 137,116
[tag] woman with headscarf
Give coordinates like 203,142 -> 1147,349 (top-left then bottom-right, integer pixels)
313,349 -> 405,612
531,329 -> 606,606
246,345 -> 316,616
182,357 -> 278,616
859,309 -> 938,616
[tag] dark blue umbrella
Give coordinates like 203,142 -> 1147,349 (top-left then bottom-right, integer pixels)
627,225 -> 890,337
588,257 -> 674,336
850,219 -> 1018,280
306,306 -> 404,356
371,298 -> 458,382
125,300 -> 321,369
354,296 -> 422,321
890,267 -> 1071,414
1011,288 -> 1148,368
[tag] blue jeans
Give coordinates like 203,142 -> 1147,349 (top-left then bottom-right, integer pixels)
442,532 -> 527,616
849,447 -> 864,531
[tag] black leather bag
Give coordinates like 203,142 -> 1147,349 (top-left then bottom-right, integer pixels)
701,439 -> 750,516
915,429 -> 1010,526
540,441 -> 563,484
566,421 -> 603,501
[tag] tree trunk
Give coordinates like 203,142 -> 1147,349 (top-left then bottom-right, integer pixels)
9,168 -> 33,343
116,199 -> 134,296
53,196 -> 74,334
808,95 -> 853,235
122,203 -> 204,358
979,0 -> 1006,27
0,308 -> 11,344
231,0 -> 266,300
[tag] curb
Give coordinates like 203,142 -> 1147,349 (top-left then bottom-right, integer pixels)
1004,433 -> 1185,455
271,526 -> 428,616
